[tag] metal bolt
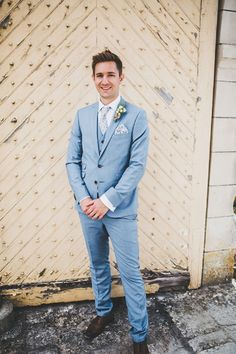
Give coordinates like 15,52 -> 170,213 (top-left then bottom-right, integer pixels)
11,117 -> 17,123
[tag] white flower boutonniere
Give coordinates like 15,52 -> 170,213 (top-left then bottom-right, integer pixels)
114,105 -> 127,121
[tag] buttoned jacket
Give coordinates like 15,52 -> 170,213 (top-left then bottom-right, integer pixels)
66,97 -> 149,218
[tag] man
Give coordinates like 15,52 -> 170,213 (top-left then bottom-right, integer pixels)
66,50 -> 149,354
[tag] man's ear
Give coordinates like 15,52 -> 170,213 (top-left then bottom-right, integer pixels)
120,73 -> 124,82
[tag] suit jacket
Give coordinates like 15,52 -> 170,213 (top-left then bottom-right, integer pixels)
66,97 -> 149,218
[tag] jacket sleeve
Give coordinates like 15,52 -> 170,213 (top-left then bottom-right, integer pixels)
65,111 -> 90,202
104,109 -> 149,208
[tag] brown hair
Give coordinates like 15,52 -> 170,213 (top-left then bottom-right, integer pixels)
92,50 -> 123,76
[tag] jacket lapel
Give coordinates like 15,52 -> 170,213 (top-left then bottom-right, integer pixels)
90,102 -> 99,157
99,97 -> 127,158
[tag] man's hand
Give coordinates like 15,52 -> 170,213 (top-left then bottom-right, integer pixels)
85,198 -> 109,220
80,197 -> 94,213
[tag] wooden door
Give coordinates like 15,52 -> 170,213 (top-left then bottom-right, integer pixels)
0,0 -> 218,305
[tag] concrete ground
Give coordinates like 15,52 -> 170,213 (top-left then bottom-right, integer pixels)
0,281 -> 236,354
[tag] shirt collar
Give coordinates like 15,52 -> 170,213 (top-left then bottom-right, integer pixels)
98,95 -> 121,112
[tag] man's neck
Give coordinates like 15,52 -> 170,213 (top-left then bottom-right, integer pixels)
100,95 -> 120,105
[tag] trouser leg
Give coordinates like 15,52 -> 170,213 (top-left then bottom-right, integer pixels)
104,216 -> 148,342
79,213 -> 113,316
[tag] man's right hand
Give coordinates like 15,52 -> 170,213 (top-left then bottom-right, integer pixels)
80,197 -> 94,213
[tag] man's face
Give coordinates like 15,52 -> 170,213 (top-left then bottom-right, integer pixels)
93,61 -> 124,103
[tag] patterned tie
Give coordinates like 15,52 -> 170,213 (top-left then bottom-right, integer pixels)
99,106 -> 110,135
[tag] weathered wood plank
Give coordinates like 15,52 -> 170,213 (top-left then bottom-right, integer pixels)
174,0 -> 201,28
0,0 -> 42,44
130,0 -> 199,64
0,0 -> 22,23
0,278 -> 160,307
207,185 -> 236,217
159,0 -> 200,43
188,0 -> 218,289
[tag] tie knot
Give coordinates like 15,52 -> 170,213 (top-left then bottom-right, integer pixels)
101,105 -> 110,114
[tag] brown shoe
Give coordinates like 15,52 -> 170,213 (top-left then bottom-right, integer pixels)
84,313 -> 114,339
133,339 -> 149,354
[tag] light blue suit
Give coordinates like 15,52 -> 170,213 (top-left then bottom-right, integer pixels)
66,97 -> 149,342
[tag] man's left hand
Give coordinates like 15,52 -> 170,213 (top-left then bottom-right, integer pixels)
85,198 -> 109,220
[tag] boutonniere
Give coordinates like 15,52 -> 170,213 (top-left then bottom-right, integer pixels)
114,105 -> 126,121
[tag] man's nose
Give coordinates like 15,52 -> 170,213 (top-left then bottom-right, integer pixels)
101,76 -> 109,84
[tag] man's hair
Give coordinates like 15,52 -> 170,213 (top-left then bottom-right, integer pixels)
92,50 -> 123,76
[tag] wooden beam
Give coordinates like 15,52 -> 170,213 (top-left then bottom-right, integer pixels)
0,271 -> 189,307
188,0 -> 219,289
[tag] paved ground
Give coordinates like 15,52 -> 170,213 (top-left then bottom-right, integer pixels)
1,281 -> 236,354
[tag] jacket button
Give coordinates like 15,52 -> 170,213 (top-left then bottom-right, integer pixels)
94,180 -> 98,184
101,139 -> 104,143
98,164 -> 102,168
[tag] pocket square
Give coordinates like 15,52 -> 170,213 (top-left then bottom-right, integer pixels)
114,124 -> 128,135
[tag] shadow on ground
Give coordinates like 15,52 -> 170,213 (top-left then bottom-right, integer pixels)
1,282 -> 236,354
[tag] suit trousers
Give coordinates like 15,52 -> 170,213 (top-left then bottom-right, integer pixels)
78,212 -> 149,342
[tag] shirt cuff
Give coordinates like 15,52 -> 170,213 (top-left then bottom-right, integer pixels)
100,194 -> 116,212
79,196 -> 90,203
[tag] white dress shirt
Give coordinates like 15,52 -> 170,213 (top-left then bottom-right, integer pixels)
79,95 -> 121,212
